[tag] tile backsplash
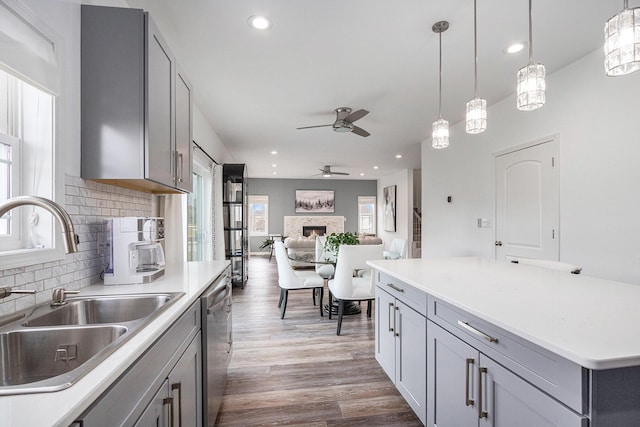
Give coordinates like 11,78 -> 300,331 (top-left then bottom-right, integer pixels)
0,175 -> 153,316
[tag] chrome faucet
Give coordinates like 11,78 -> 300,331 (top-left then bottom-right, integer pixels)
0,196 -> 79,253
0,287 -> 36,299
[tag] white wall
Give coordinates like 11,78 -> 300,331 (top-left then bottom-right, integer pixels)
378,169 -> 413,256
422,49 -> 640,283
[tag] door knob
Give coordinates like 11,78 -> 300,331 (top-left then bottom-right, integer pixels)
495,241 -> 503,246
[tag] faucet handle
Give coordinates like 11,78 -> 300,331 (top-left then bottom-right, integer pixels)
0,287 -> 37,299
51,288 -> 80,306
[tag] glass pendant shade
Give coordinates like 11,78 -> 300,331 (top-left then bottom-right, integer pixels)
466,97 -> 487,134
516,63 -> 545,111
604,4 -> 640,76
432,118 -> 449,149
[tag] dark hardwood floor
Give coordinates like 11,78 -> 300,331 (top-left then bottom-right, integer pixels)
217,255 -> 423,426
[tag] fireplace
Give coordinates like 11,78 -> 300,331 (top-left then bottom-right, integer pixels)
303,226 -> 327,237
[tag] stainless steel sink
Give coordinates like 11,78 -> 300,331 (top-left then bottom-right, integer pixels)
0,326 -> 127,388
23,294 -> 175,327
0,291 -> 184,395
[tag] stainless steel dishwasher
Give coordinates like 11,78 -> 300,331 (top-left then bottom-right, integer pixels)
201,266 -> 232,426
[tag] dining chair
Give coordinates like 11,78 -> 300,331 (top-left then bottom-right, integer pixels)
383,238 -> 406,259
506,255 -> 582,274
274,241 -> 325,319
328,244 -> 383,335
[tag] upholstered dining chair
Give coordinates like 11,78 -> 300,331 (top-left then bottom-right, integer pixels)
506,255 -> 582,274
328,244 -> 384,335
274,241 -> 325,319
383,237 -> 406,259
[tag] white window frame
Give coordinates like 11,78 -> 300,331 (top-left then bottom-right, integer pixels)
248,195 -> 268,237
358,196 -> 377,235
0,1 -> 64,269
0,133 -> 21,248
187,152 -> 213,262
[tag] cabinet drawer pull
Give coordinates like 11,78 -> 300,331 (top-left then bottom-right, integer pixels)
163,397 -> 175,427
478,367 -> 488,419
388,302 -> 395,332
457,320 -> 499,343
171,382 -> 183,427
465,358 -> 475,406
386,283 -> 405,293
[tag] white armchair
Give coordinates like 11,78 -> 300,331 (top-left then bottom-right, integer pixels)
274,241 -> 325,319
328,244 -> 383,335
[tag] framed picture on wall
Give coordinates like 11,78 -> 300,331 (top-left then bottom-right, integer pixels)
295,190 -> 335,213
383,185 -> 396,232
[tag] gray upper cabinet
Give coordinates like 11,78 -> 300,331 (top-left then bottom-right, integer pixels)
81,5 -> 192,194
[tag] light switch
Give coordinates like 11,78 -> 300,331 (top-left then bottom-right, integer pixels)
477,218 -> 492,228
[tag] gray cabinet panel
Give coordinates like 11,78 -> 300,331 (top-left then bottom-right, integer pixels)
375,286 -> 395,379
175,68 -> 193,192
168,333 -> 202,427
135,379 -> 170,426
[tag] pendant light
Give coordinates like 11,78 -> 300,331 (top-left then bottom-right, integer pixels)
516,0 -> 545,111
604,0 -> 640,76
432,21 -> 449,149
466,0 -> 487,134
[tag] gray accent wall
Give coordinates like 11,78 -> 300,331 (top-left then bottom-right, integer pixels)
248,178 -> 377,252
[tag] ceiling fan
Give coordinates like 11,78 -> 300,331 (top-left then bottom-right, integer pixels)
317,165 -> 350,177
297,107 -> 370,137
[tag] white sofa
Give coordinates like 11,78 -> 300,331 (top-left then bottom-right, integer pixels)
284,235 -> 383,268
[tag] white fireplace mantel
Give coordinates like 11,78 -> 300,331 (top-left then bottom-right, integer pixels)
284,216 -> 345,238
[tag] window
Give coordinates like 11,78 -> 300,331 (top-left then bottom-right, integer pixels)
0,2 -> 62,269
248,195 -> 268,236
187,149 -> 213,261
358,196 -> 376,235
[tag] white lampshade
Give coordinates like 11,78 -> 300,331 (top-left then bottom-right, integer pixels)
604,4 -> 640,76
465,97 -> 487,134
432,118 -> 449,149
516,63 -> 545,111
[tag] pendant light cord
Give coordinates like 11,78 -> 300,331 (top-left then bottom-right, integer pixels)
438,31 -> 443,118
473,0 -> 478,98
528,0 -> 533,64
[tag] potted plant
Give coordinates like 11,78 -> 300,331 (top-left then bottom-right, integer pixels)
324,232 -> 359,256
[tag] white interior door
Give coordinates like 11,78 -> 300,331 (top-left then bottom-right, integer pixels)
495,140 -> 558,261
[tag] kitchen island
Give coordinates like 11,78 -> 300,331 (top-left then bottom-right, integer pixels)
0,260 -> 229,427
368,257 -> 640,426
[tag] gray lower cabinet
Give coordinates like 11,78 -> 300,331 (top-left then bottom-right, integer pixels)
135,333 -> 202,426
81,5 -> 192,194
375,285 -> 426,424
76,301 -> 202,426
427,321 -> 585,427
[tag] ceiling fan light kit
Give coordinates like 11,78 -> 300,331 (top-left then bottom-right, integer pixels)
297,107 -> 371,137
604,0 -> 640,76
432,20 -> 450,149
319,165 -> 349,177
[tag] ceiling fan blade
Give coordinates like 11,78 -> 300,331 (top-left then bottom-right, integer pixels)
296,124 -> 333,130
345,109 -> 369,123
332,171 -> 350,175
351,125 -> 370,137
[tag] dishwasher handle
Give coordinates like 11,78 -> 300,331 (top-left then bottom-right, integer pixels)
205,281 -> 231,314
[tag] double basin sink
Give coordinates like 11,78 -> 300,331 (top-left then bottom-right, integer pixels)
0,291 -> 184,395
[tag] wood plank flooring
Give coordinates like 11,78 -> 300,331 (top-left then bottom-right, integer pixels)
216,255 -> 422,426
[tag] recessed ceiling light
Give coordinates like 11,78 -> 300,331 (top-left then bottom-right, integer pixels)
373,166 -> 379,170
505,42 -> 526,54
360,173 -> 365,176
272,171 -> 277,175
272,164 -> 277,167
248,15 -> 270,30
271,150 -> 277,155
395,154 -> 403,159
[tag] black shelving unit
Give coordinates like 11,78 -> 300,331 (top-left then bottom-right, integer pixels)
223,163 -> 248,287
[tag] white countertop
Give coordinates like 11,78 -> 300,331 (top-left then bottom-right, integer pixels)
368,257 -> 640,370
0,260 -> 229,427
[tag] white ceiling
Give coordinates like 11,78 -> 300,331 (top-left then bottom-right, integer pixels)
125,0 -> 620,180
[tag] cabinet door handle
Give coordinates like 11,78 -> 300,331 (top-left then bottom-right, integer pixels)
163,397 -> 175,427
174,151 -> 184,183
386,283 -> 405,293
171,382 -> 183,427
457,320 -> 499,343
394,306 -> 400,337
388,302 -> 395,333
465,358 -> 475,406
478,367 -> 488,419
